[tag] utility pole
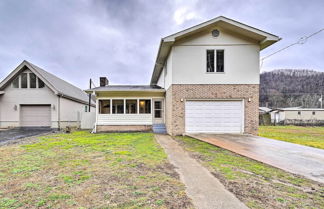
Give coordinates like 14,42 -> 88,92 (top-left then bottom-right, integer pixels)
88,79 -> 92,112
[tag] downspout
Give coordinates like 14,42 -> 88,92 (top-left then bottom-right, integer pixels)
58,95 -> 61,130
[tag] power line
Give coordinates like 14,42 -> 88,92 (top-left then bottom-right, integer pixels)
260,28 -> 324,67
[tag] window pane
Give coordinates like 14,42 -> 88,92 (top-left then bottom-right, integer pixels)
154,101 -> 162,109
126,100 -> 137,114
139,99 -> 151,114
99,100 -> 110,114
21,73 -> 27,88
154,110 -> 162,118
206,50 -> 215,72
216,50 -> 224,72
12,77 -> 19,88
30,73 -> 36,88
38,78 -> 45,88
112,100 -> 124,114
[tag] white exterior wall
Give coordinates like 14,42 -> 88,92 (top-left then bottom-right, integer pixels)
0,82 -> 58,128
156,28 -> 260,86
285,110 -> 324,120
59,97 -> 93,128
157,49 -> 173,89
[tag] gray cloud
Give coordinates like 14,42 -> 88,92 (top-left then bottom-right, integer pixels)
0,0 -> 323,89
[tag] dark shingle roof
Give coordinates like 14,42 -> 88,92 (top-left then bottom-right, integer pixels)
87,85 -> 165,92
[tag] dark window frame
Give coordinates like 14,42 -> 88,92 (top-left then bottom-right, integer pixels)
99,100 -> 111,114
112,99 -> 124,114
29,73 -> 37,88
139,99 -> 151,114
126,99 -> 137,114
206,49 -> 225,73
21,73 -> 28,88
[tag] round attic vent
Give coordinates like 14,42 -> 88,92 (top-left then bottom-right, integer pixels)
211,29 -> 220,37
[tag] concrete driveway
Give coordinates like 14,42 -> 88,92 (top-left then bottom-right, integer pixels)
188,134 -> 324,184
0,127 -> 53,143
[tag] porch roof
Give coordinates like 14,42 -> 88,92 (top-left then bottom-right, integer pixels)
85,85 -> 165,93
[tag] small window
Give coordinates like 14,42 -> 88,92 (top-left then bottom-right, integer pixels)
85,106 -> 88,112
112,100 -> 124,114
21,73 -> 28,88
38,78 -> 45,88
29,73 -> 37,88
12,77 -> 19,88
206,50 -> 215,72
139,99 -> 151,114
99,100 -> 110,114
216,50 -> 224,72
312,111 -> 315,115
298,111 -> 301,115
126,100 -> 137,114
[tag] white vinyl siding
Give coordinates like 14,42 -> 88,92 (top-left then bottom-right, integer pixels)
185,100 -> 243,133
97,114 -> 152,125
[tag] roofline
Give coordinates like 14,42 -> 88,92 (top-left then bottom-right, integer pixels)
0,60 -> 59,94
58,93 -> 95,107
85,89 -> 165,93
150,16 -> 281,85
0,60 -> 93,105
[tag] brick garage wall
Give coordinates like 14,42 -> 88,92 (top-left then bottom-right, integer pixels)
165,86 -> 173,135
169,84 -> 259,135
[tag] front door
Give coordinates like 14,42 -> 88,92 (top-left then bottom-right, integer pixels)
153,99 -> 164,124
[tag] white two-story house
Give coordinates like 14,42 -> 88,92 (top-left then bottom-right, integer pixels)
87,16 -> 280,135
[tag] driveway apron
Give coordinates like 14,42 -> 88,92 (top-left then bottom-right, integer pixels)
155,134 -> 248,209
188,134 -> 324,184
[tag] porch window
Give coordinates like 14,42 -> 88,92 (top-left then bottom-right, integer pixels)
21,73 -> 28,88
99,100 -> 110,114
12,77 -> 19,88
126,100 -> 137,114
139,99 -> 151,114
112,99 -> 124,114
29,73 -> 37,88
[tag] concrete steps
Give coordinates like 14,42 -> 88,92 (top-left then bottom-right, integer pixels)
152,124 -> 167,134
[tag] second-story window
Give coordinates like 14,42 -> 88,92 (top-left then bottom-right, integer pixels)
206,49 -> 224,73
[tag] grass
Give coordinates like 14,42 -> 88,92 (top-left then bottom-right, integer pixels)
176,136 -> 324,209
0,131 -> 192,209
259,126 -> 324,149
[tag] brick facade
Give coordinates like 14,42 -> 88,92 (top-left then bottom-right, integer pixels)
165,84 -> 259,135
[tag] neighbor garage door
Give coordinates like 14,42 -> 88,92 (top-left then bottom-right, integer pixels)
20,105 -> 51,127
185,100 -> 243,133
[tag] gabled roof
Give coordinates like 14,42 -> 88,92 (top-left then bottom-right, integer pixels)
0,60 -> 94,105
85,85 -> 165,93
150,16 -> 281,85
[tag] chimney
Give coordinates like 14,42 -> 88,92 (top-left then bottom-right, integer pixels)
100,77 -> 109,87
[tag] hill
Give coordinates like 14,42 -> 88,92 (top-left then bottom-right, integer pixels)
260,69 -> 324,108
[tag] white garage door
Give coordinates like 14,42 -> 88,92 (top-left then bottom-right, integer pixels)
185,101 -> 243,133
20,105 -> 51,127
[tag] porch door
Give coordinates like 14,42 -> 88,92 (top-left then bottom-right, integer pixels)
153,99 -> 164,124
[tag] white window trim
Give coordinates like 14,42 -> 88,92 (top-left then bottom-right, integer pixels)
206,49 -> 225,74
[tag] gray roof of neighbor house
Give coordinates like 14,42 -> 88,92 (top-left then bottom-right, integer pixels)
150,16 -> 281,85
0,60 -> 94,106
86,85 -> 165,92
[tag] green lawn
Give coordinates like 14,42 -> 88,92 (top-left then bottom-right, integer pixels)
0,131 -> 192,209
259,126 -> 324,149
176,136 -> 324,209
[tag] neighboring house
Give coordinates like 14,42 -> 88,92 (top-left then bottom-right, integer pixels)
0,60 -> 95,129
259,107 -> 272,114
272,107 -> 324,125
86,16 -> 280,135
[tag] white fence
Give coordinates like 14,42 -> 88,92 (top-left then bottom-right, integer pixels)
80,112 -> 96,129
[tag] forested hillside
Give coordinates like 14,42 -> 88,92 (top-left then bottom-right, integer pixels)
260,69 -> 324,108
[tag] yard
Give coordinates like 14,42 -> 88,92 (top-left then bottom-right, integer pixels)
175,136 -> 324,209
0,131 -> 192,209
259,126 -> 324,149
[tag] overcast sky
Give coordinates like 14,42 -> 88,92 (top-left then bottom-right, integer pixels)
0,0 -> 323,89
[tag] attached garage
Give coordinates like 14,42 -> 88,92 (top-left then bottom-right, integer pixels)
185,100 -> 244,133
20,105 -> 51,127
